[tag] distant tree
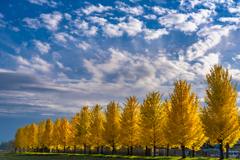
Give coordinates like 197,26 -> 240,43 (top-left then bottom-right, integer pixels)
201,65 -> 240,160
103,101 -> 121,155
43,119 -> 54,152
90,104 -> 105,154
120,96 -> 140,156
140,91 -> 164,157
59,117 -> 69,153
1,140 -> 14,151
14,128 -> 25,151
23,124 -> 31,151
36,120 -> 45,152
69,114 -> 80,154
165,80 -> 203,158
76,106 -> 91,154
29,123 -> 38,151
52,118 -> 61,153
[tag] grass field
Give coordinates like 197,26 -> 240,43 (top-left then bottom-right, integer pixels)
0,153 -> 234,160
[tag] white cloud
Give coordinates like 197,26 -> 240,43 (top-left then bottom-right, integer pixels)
219,17 -> 240,24
186,25 -> 237,61
9,26 -> 20,32
102,23 -> 123,37
83,26 -> 98,36
22,18 -> 41,29
64,13 -> 72,21
0,13 -> 3,19
143,14 -> 157,20
174,21 -> 198,32
40,11 -> 63,31
13,55 -> 52,73
27,0 -> 60,7
33,39 -> 51,54
117,5 -> 144,15
74,19 -> 88,30
76,41 -> 91,50
109,16 -> 126,21
158,13 -> 190,28
152,6 -> 177,15
88,16 -> 107,26
54,32 -> 76,43
143,28 -> 169,40
118,16 -> 143,36
82,4 -> 112,15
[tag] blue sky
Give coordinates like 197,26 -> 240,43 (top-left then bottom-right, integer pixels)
1,0 -> 240,142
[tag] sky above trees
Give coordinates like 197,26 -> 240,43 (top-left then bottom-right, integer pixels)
1,0 -> 240,142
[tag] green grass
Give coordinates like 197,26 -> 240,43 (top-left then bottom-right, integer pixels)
0,152 -> 235,160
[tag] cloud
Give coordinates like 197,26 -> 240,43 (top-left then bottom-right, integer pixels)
158,9 -> 213,32
0,13 -> 7,28
76,41 -> 91,50
143,14 -> 157,20
117,5 -> 144,15
152,6 -> 177,15
33,39 -> 51,54
12,55 -> 52,73
109,16 -> 126,21
88,16 -> 107,26
83,26 -> 98,36
118,16 -> 143,36
102,23 -> 123,37
54,32 -> 76,43
22,17 -> 41,29
64,13 -> 72,21
27,0 -> 60,7
219,17 -> 240,24
186,25 -> 237,61
82,4 -> 112,15
9,26 -> 20,32
40,11 -> 63,31
143,28 -> 169,40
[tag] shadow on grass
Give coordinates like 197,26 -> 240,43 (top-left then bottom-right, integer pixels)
0,152 -> 236,160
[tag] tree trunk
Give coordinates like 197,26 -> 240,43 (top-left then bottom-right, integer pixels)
219,140 -> 224,160
42,144 -> 44,153
37,148 -> 39,152
74,145 -> 76,154
145,146 -> 147,156
167,144 -> 169,156
131,146 -> 133,156
154,146 -> 156,157
89,147 -> 91,154
226,143 -> 229,158
128,146 -> 129,155
192,147 -> 195,157
181,145 -> 186,158
84,144 -> 86,154
112,141 -> 115,155
101,146 -> 103,154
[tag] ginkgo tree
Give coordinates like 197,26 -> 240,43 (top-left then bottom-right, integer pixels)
43,119 -> 54,152
201,65 -> 240,160
76,106 -> 91,154
69,114 -> 80,154
29,123 -> 38,151
103,101 -> 121,155
59,117 -> 70,153
52,118 -> 61,153
140,91 -> 165,157
90,104 -> 105,154
36,120 -> 45,152
165,80 -> 204,158
120,96 -> 140,156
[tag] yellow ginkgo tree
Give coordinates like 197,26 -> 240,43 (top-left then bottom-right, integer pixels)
69,113 -> 80,154
36,120 -> 45,152
76,106 -> 91,154
52,118 -> 61,153
120,96 -> 140,156
43,119 -> 54,152
201,65 -> 240,160
165,80 -> 203,158
90,104 -> 105,154
29,123 -> 38,151
140,91 -> 165,157
59,117 -> 70,153
103,101 -> 121,155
